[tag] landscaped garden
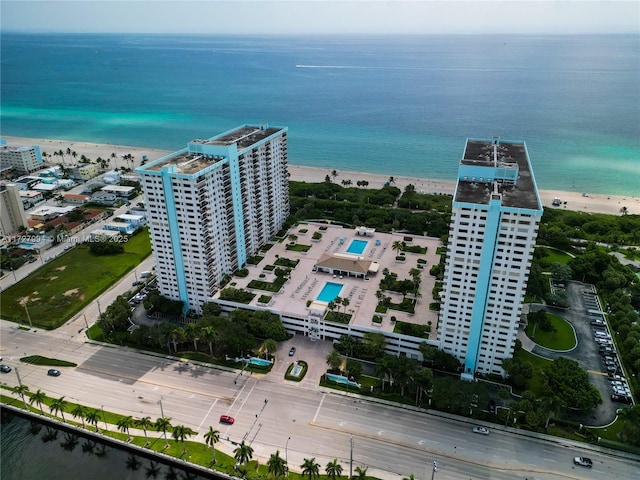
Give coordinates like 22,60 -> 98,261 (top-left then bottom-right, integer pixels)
525,310 -> 576,350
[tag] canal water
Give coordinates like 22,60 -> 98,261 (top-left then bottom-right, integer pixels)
0,409 -> 211,480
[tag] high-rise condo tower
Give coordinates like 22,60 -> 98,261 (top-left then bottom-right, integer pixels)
438,137 -> 542,379
136,124 -> 289,314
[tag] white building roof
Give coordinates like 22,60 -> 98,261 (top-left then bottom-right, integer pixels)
29,205 -> 76,217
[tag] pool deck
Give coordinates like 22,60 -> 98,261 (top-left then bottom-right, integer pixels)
217,223 -> 441,338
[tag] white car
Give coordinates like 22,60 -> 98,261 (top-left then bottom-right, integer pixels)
472,426 -> 490,435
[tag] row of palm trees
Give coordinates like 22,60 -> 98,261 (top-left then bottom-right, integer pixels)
13,384 -> 220,459
43,149 -> 136,170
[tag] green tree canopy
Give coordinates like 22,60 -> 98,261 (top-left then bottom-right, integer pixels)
543,357 -> 601,410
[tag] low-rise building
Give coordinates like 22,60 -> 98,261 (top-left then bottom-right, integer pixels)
101,185 -> 136,199
103,221 -> 135,235
72,163 -> 98,181
63,193 -> 91,205
91,191 -> 118,206
19,190 -> 45,208
114,213 -> 146,227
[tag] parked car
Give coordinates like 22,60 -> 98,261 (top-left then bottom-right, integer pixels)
47,369 -> 61,377
472,426 -> 490,435
0,365 -> 12,373
573,456 -> 592,468
289,347 -> 296,356
219,415 -> 234,424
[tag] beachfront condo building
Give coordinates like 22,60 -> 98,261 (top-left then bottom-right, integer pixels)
438,137 -> 543,378
0,145 -> 44,175
135,124 -> 289,314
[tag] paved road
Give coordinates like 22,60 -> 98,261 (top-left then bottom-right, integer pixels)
1,322 -> 637,480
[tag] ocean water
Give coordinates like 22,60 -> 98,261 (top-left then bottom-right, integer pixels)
1,33 -> 638,196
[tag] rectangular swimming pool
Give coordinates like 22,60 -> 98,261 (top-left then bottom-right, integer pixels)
317,282 -> 343,303
346,239 -> 368,255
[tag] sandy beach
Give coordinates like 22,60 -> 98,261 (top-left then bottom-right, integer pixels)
4,136 -> 639,216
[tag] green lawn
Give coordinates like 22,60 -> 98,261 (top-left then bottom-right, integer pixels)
536,247 -> 573,268
525,313 -> 576,350
0,230 -> 151,329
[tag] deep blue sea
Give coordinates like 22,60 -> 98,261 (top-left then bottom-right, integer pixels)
1,33 -> 638,196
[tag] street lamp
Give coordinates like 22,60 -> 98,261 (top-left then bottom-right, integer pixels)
349,436 -> 353,479
20,297 -> 33,328
101,405 -> 108,431
431,461 -> 438,480
285,436 -> 291,475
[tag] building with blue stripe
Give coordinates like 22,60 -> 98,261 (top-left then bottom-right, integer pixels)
438,137 -> 542,379
135,124 -> 289,314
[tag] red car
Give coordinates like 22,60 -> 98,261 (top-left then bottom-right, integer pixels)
219,415 -> 235,424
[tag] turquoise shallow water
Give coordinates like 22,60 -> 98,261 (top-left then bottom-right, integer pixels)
1,33 -> 638,195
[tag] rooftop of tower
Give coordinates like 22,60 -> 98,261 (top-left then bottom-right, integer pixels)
138,124 -> 285,175
454,139 -> 541,210
193,125 -> 283,149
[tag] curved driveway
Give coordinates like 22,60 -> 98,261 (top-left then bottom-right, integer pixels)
526,281 -> 623,426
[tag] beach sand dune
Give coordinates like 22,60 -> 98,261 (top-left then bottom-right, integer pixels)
4,136 -> 639,216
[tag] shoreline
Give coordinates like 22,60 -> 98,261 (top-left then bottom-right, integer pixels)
3,135 -> 639,216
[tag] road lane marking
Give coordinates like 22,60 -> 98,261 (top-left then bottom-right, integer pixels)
198,398 -> 218,431
312,394 -> 326,423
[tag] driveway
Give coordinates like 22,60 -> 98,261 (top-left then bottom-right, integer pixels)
527,281 -> 628,426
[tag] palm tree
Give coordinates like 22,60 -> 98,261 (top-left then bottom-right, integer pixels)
267,449 -> 287,478
388,176 -> 395,185
201,326 -> 219,358
85,409 -> 100,432
117,415 -> 135,441
170,327 -> 186,354
354,466 -> 368,479
203,426 -> 220,464
375,354 -> 392,391
331,169 -> 338,183
29,389 -> 47,414
12,384 -> 29,409
300,457 -> 320,480
71,404 -> 87,428
341,297 -> 350,315
392,240 -> 403,255
155,417 -> 172,448
326,349 -> 343,372
171,424 -> 194,455
49,396 -> 68,422
185,323 -> 200,352
325,458 -> 343,479
136,416 -> 153,446
262,338 -> 278,360
233,441 -> 254,467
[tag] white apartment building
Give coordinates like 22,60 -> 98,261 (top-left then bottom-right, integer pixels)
0,183 -> 28,238
438,137 -> 542,378
0,145 -> 44,175
136,124 -> 289,314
